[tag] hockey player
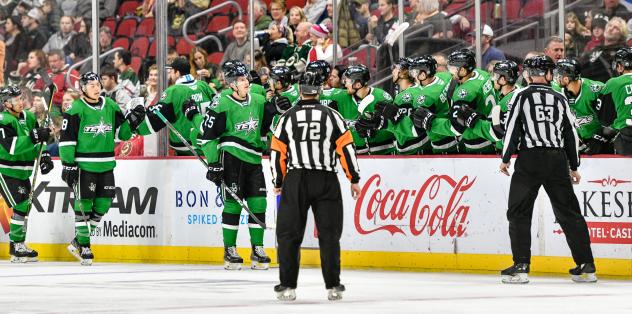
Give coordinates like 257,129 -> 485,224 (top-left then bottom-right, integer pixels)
184,60 -> 286,270
136,57 -> 215,155
219,60 -> 267,98
60,72 -> 145,265
0,86 -> 53,263
554,58 -> 612,154
327,65 -> 394,154
599,47 -> 632,155
269,65 -> 299,104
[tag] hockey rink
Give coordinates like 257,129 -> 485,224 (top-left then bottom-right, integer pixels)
0,262 -> 631,313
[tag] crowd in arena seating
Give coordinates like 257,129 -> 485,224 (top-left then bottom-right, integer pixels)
0,0 -> 631,156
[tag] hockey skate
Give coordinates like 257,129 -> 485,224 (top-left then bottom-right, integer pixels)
67,238 -> 93,266
274,284 -> 296,301
10,242 -> 30,263
327,284 -> 345,301
224,246 -> 243,270
569,263 -> 597,283
23,243 -> 38,262
250,246 -> 271,270
501,263 -> 529,284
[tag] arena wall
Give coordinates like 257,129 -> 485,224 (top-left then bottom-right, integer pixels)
0,157 -> 630,278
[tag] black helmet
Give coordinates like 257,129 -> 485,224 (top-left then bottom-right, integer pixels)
299,71 -> 324,95
524,55 -> 555,77
555,58 -> 582,81
305,61 -> 332,81
396,57 -> 414,70
493,60 -> 519,84
222,59 -> 242,72
270,66 -> 293,88
612,47 -> 632,71
79,72 -> 102,90
224,61 -> 250,84
0,86 -> 21,103
343,65 -> 371,86
410,55 -> 437,77
448,49 -> 476,72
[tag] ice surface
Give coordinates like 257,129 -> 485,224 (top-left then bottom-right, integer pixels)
0,262 -> 630,313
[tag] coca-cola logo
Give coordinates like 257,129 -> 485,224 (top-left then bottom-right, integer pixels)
354,174 -> 475,237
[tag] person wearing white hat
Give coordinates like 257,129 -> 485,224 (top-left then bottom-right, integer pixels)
480,24 -> 506,69
20,8 -> 47,57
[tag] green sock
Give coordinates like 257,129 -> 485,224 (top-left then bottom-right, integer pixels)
247,197 -> 266,247
9,201 -> 29,242
74,199 -> 94,246
222,200 -> 242,247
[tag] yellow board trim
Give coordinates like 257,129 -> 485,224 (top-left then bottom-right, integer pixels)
1,243 -> 630,278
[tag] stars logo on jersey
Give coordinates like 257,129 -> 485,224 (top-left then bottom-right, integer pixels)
17,186 -> 26,195
458,89 -> 468,99
416,95 -> 426,105
575,115 -> 593,127
160,92 -> 167,101
382,92 -> 393,101
590,84 -> 603,93
401,93 -> 412,103
89,182 -> 97,192
84,118 -> 113,137
235,114 -> 259,134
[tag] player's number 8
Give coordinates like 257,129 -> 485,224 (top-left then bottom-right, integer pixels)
61,119 -> 68,130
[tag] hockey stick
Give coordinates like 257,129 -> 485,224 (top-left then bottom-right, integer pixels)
153,110 -> 274,230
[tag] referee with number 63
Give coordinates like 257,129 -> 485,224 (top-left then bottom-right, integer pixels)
269,64 -> 361,301
499,55 -> 595,284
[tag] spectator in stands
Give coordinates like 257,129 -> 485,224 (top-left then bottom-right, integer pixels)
100,66 -> 132,110
16,49 -> 48,91
41,0 -> 61,35
349,0 -> 370,41
189,46 -> 219,86
307,23 -> 343,64
140,64 -> 159,106
167,47 -> 179,65
565,33 -> 581,59
244,50 -> 268,72
139,0 -> 156,17
78,26 -> 114,73
406,0 -> 419,22
0,0 -> 17,20
21,8 -> 48,56
581,16 -> 628,82
36,49 -> 80,107
595,0 -> 631,20
13,1 -> 32,17
114,50 -> 140,97
480,24 -> 505,69
254,0 -> 272,31
411,0 -> 450,38
327,65 -> 346,88
565,12 -> 591,54
288,6 -> 307,42
222,20 -> 250,65
257,21 -> 291,66
303,0 -> 327,24
59,0 -> 76,17
432,52 -> 448,72
4,15 -> 27,76
321,0 -> 334,26
270,0 -> 289,27
64,19 -> 91,64
43,16 -> 75,53
277,21 -> 312,72
584,16 -> 607,53
368,0 -> 397,45
30,93 -> 48,125
61,90 -> 78,112
543,36 -> 565,64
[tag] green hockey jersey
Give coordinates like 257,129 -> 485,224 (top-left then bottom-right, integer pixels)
60,97 -> 133,173
0,110 -> 41,180
137,75 -> 215,155
600,73 -> 632,130
554,78 -> 604,140
195,93 -> 270,165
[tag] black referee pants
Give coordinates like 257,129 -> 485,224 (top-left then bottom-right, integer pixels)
276,169 -> 343,289
507,148 -> 594,265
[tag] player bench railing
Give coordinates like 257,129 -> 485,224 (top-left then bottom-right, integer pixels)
182,1 -> 244,51
65,47 -> 124,92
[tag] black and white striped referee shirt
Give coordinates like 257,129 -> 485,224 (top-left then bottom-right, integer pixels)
270,99 -> 360,188
502,83 -> 580,170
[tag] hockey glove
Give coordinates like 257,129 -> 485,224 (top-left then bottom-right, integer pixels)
181,98 -> 200,121
585,127 -> 617,155
454,104 -> 481,128
375,101 -> 405,124
355,115 -> 384,138
206,162 -> 224,187
61,163 -> 79,187
271,95 -> 292,114
40,150 -> 54,175
29,127 -> 51,144
412,107 -> 436,131
125,105 -> 146,131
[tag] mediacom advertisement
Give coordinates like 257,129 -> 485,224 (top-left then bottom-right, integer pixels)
0,157 -> 629,262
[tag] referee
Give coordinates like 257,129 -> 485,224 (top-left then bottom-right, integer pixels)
500,55 -> 595,284
270,65 -> 361,301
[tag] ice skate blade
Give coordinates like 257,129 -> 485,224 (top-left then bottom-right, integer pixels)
327,290 -> 343,301
572,273 -> 597,283
501,273 -> 529,284
26,256 -> 38,263
10,256 -> 27,263
251,261 -> 269,270
224,261 -> 242,270
81,259 -> 93,266
276,289 -> 296,301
